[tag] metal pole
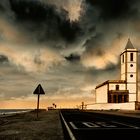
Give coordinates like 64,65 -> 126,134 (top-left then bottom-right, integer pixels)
82,102 -> 84,110
37,94 -> 40,118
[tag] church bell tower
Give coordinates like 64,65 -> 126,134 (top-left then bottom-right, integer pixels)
120,39 -> 138,102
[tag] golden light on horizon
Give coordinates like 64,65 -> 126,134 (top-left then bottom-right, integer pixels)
0,95 -> 94,109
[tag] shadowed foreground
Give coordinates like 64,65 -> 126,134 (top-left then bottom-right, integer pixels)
0,110 -> 64,140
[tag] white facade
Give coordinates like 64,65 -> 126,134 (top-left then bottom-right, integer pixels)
109,83 -> 126,90
89,39 -> 139,110
96,84 -> 108,103
87,102 -> 136,110
120,47 -> 138,102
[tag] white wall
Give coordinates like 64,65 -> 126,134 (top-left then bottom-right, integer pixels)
121,53 -> 126,64
129,93 -> 136,102
127,84 -> 136,93
121,64 -> 125,75
127,63 -> 136,73
127,73 -> 136,83
121,74 -> 125,80
109,83 -> 126,90
121,51 -> 137,82
96,84 -> 108,103
121,53 -> 126,80
86,102 -> 136,110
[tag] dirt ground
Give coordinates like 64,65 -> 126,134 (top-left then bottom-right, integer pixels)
0,110 -> 64,140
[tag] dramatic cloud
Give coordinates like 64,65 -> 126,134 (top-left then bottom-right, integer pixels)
40,0 -> 84,21
9,0 -> 83,44
86,0 -> 140,19
0,0 -> 140,108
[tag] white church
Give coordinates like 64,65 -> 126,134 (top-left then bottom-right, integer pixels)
87,39 -> 140,110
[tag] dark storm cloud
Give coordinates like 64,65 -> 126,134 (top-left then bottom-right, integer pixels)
65,53 -> 80,62
0,3 -> 5,12
81,0 -> 140,48
0,0 -> 10,13
83,33 -> 105,54
79,0 -> 140,70
0,0 -> 14,21
78,0 -> 140,42
81,0 -> 140,43
82,32 -> 124,56
9,0 -> 82,44
0,55 -> 9,63
0,0 -> 139,71
2,0 -> 140,47
85,0 -> 140,20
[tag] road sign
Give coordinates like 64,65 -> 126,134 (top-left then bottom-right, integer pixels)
33,84 -> 45,95
33,84 -> 45,118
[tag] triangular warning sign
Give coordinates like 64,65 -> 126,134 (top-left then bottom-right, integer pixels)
33,84 -> 45,95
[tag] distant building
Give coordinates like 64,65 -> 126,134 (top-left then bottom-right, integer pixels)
87,39 -> 140,110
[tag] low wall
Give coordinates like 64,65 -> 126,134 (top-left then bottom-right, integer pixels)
86,102 -> 136,110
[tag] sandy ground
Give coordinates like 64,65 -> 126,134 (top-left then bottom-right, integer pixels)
0,110 -> 64,140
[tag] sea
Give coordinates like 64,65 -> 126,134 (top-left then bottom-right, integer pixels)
0,109 -> 32,116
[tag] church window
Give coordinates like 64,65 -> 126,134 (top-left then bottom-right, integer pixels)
130,74 -> 133,77
130,53 -> 133,61
122,55 -> 124,63
130,64 -> 133,67
116,85 -> 119,90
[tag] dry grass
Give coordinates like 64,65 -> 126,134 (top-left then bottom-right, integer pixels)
0,110 -> 64,140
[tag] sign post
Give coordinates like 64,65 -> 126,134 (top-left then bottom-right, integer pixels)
37,94 -> 40,118
33,84 -> 45,118
82,102 -> 84,110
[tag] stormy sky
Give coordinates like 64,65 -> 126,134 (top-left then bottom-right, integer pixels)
0,0 -> 140,109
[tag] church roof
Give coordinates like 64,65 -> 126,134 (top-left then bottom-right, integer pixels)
95,80 -> 126,89
125,38 -> 135,49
